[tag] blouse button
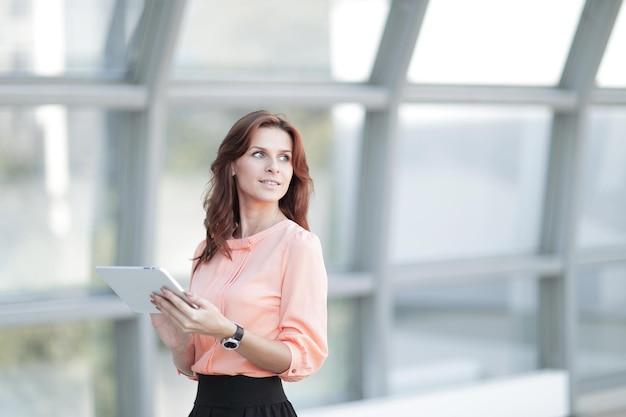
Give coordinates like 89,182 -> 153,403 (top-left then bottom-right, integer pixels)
291,369 -> 297,373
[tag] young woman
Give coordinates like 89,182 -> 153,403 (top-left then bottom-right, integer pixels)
150,110 -> 328,417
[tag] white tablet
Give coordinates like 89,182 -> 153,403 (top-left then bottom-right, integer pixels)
95,266 -> 196,313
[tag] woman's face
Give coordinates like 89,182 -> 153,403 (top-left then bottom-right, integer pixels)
231,127 -> 294,208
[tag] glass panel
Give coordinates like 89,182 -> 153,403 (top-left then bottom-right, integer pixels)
156,298 -> 360,415
284,298 -> 361,408
0,0 -> 144,77
408,0 -> 584,85
577,263 -> 626,378
0,321 -> 116,417
172,0 -> 389,81
596,5 -> 626,87
329,0 -> 389,81
392,105 -> 551,263
392,277 -> 537,394
159,105 -> 363,277
0,106 -> 116,295
578,107 -> 626,248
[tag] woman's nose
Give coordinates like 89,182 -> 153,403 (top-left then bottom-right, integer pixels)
266,157 -> 279,172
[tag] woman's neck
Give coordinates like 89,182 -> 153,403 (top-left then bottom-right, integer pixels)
236,207 -> 286,238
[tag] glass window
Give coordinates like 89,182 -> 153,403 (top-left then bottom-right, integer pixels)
391,105 -> 551,263
155,298 -> 361,415
329,0 -> 389,81
0,321 -> 116,417
0,0 -> 144,77
171,0 -> 389,81
578,107 -> 626,248
0,106 -> 117,295
596,5 -> 626,88
408,0 -> 584,85
158,105 -> 364,277
577,263 -> 626,378
392,277 -> 538,394
285,298 -> 361,407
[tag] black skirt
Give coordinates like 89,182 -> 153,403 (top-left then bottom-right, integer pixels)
188,374 -> 298,417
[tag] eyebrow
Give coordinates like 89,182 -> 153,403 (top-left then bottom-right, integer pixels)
250,146 -> 292,153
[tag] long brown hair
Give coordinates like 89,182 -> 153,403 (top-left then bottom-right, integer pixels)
194,110 -> 313,270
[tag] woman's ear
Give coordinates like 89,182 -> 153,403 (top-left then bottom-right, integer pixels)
231,163 -> 235,177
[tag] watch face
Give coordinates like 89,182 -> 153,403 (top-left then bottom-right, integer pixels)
222,338 -> 239,350
221,324 -> 243,350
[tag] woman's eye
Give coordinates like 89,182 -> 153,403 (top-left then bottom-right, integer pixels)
279,154 -> 290,162
252,151 -> 264,158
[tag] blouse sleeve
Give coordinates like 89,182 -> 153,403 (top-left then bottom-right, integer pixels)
277,231 -> 329,382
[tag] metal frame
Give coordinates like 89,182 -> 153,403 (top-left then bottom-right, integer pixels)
0,0 -> 626,416
538,2 -> 622,415
109,1 -> 188,416
354,0 -> 430,398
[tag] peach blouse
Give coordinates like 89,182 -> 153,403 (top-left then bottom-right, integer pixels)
188,220 -> 328,382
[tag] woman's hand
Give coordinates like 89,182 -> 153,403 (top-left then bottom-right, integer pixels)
152,288 -> 293,375
149,308 -> 192,351
150,292 -> 195,376
151,288 -> 235,341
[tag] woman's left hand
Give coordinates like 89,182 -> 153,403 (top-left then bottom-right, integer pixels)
151,288 -> 235,340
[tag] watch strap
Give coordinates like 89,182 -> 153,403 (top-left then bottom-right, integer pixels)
231,323 -> 244,341
220,323 -> 244,350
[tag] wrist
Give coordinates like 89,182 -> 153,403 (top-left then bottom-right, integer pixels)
217,320 -> 237,340
220,323 -> 244,350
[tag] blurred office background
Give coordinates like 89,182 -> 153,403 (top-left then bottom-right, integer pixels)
1,0 -> 626,416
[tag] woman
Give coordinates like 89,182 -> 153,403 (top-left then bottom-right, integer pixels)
150,110 -> 328,417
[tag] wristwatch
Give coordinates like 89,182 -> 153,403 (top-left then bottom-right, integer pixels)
221,323 -> 244,350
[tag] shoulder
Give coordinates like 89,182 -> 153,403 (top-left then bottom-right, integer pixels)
281,220 -> 322,247
279,222 -> 327,282
276,221 -> 324,261
191,240 -> 207,272
193,240 -> 207,257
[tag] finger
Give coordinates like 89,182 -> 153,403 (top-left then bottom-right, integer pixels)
160,287 -> 194,310
151,292 -> 187,324
151,295 -> 174,318
150,292 -> 164,310
150,292 -> 163,308
153,300 -> 189,331
158,288 -> 198,328
183,291 -> 203,309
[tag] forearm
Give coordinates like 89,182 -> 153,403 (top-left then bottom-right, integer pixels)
171,340 -> 196,377
236,330 -> 292,375
154,291 -> 293,375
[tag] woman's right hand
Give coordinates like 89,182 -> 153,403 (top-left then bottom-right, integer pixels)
150,295 -> 193,351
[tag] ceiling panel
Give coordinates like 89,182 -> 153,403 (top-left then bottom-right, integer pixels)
596,4 -> 626,88
0,0 -> 144,79
407,0 -> 585,86
171,0 -> 389,82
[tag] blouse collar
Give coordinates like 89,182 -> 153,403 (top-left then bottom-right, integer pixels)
227,219 -> 291,250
